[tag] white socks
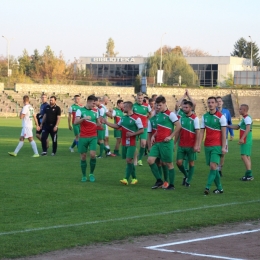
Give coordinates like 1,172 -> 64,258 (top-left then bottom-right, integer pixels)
14,141 -> 24,154
30,140 -> 39,155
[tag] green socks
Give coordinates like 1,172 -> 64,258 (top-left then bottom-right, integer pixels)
114,149 -> 119,156
206,169 -> 222,190
149,163 -> 161,180
158,165 -> 163,179
162,165 -> 169,182
177,164 -> 188,178
138,147 -> 145,160
90,158 -> 96,174
187,166 -> 195,184
71,140 -> 76,148
81,160 -> 87,177
246,170 -> 252,177
184,159 -> 189,170
99,143 -> 104,157
168,168 -> 175,185
131,164 -> 136,179
125,163 -> 134,180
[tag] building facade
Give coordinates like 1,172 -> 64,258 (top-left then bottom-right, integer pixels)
79,56 -> 250,87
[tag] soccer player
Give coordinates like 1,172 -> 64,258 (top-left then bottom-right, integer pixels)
112,99 -> 124,156
147,95 -> 181,190
36,94 -> 49,148
100,96 -> 116,157
147,103 -> 169,188
8,95 -> 40,157
133,92 -> 151,166
149,98 -> 156,117
40,96 -> 61,156
68,95 -> 83,152
74,95 -> 101,182
95,97 -> 106,158
227,104 -> 253,181
175,101 -> 200,187
102,101 -> 144,185
198,97 -> 227,195
216,96 -> 234,176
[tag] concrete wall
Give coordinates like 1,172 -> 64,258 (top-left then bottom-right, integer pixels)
0,83 -> 4,91
14,83 -> 260,97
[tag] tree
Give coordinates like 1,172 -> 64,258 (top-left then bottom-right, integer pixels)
231,37 -> 260,66
155,45 -> 183,56
133,74 -> 141,93
182,46 -> 210,57
18,49 -> 31,76
105,38 -> 118,57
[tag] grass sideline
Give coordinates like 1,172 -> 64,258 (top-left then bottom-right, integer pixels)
0,118 -> 259,258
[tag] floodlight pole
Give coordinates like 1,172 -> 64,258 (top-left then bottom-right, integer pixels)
159,33 -> 166,86
248,36 -> 253,71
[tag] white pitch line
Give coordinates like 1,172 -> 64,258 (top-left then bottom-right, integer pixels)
152,248 -> 245,260
0,199 -> 260,236
145,228 -> 260,249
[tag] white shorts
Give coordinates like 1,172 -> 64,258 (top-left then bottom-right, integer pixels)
225,139 -> 228,153
21,127 -> 33,138
105,124 -> 109,137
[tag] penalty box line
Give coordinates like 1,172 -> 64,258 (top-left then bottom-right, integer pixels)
0,199 -> 260,237
145,229 -> 260,260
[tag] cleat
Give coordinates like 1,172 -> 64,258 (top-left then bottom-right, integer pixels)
69,147 -> 74,153
213,189 -> 224,194
164,184 -> 175,190
152,180 -> 163,189
51,153 -> 55,156
106,151 -> 111,156
185,182 -> 190,187
182,177 -> 187,186
8,152 -> 17,157
219,170 -> 222,177
108,153 -> 116,157
32,154 -> 40,158
96,156 -> 102,159
162,181 -> 169,189
137,160 -> 143,166
120,178 -> 128,185
89,174 -> 95,182
240,176 -> 254,181
131,178 -> 138,185
81,176 -> 87,182
204,188 -> 210,195
41,152 -> 47,156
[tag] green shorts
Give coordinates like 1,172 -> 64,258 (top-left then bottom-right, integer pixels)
240,144 -> 252,156
149,140 -> 174,163
114,129 -> 122,138
139,128 -> 148,140
122,146 -> 136,159
97,130 -> 105,140
177,146 -> 196,161
204,146 -> 221,166
78,137 -> 97,153
72,124 -> 80,136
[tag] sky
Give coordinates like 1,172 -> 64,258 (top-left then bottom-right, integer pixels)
1,0 -> 260,62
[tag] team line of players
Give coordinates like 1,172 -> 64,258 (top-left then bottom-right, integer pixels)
71,91 -> 253,195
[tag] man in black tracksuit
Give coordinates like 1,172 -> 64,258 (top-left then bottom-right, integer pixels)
40,96 -> 61,156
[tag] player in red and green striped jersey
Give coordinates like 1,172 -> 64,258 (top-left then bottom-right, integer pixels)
227,104 -> 253,181
148,95 -> 181,190
68,95 -> 83,152
74,95 -> 101,183
198,96 -> 227,195
133,92 -> 151,166
112,99 -> 124,156
175,101 -> 200,187
102,101 -> 144,185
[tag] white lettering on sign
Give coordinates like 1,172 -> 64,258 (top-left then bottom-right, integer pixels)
92,57 -> 135,62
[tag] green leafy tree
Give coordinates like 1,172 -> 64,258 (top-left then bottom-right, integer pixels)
231,37 -> 260,66
133,74 -> 141,93
18,49 -> 31,76
105,38 -> 118,57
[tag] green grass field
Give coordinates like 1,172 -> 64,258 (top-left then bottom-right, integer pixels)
0,118 -> 259,259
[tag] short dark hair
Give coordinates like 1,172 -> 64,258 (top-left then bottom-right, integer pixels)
152,94 -> 157,98
87,95 -> 96,102
216,96 -> 222,100
182,98 -> 187,103
74,95 -> 80,98
23,95 -> 29,102
155,95 -> 166,104
117,99 -> 123,105
124,101 -> 133,109
149,98 -> 154,103
207,96 -> 217,102
50,96 -> 56,100
183,101 -> 193,107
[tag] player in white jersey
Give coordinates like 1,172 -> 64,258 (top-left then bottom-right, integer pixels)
8,95 -> 40,157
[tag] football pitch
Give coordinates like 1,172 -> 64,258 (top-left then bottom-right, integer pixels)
0,118 -> 259,259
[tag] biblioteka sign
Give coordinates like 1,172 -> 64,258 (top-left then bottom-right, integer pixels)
92,57 -> 135,62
